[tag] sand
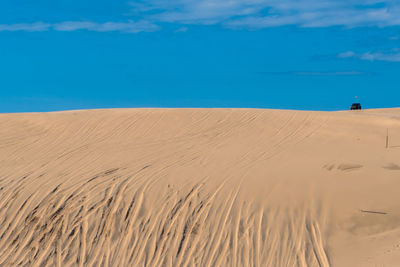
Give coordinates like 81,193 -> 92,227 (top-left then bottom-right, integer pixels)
0,108 -> 400,266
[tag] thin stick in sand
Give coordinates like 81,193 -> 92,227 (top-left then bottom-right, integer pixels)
386,128 -> 389,149
360,210 -> 387,215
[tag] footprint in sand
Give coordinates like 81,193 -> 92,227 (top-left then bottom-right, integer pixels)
337,164 -> 363,172
323,164 -> 335,171
383,163 -> 400,171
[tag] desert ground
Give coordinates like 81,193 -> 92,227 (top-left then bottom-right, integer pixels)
0,108 -> 400,266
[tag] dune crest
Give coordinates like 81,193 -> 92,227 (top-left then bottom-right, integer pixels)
1,108 -> 400,266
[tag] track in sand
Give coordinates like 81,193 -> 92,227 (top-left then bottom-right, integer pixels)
1,108 -> 400,266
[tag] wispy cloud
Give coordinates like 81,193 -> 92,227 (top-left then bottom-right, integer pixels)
174,26 -> 188,33
258,70 -> 370,76
3,1 -> 400,34
53,21 -> 160,33
0,21 -> 159,33
339,50 -> 400,62
0,22 -> 51,32
293,71 -> 367,76
129,0 -> 400,28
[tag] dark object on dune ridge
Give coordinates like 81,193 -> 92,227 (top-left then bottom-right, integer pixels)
350,103 -> 362,110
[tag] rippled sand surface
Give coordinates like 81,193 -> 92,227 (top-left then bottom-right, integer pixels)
1,108 -> 400,266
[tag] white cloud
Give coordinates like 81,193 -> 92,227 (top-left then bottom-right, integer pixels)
338,50 -> 400,62
0,21 -> 160,33
360,52 -> 400,62
129,0 -> 400,28
174,26 -> 188,33
0,22 -> 51,32
338,51 -> 356,58
3,0 -> 400,34
54,21 -> 160,33
53,21 -> 97,32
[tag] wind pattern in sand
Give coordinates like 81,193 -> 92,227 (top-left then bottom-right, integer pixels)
2,108 -> 400,266
0,167 -> 329,266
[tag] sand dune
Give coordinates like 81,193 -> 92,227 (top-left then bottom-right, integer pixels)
1,108 -> 400,266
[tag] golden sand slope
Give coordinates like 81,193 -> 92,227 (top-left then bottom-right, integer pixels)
1,108 -> 400,266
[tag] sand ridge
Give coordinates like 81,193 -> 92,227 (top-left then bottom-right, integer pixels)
0,108 -> 400,266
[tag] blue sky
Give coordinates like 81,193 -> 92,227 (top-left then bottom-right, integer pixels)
1,0 -> 400,112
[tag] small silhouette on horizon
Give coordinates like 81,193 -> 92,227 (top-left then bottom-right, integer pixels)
350,103 -> 362,110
